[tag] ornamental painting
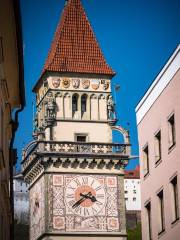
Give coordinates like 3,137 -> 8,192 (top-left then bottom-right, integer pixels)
52,78 -> 60,88
91,79 -> 100,90
62,77 -> 70,88
82,79 -> 90,89
49,174 -> 121,233
72,78 -> 80,89
30,176 -> 45,240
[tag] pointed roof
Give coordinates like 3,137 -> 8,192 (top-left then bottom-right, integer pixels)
42,0 -> 115,77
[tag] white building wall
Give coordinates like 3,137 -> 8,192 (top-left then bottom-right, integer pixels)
124,178 -> 141,211
13,176 -> 29,224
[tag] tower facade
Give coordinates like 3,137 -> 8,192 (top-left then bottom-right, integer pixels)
22,1 -> 131,239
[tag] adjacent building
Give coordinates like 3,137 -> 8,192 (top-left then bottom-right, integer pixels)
0,0 -> 25,239
136,45 -> 180,240
124,165 -> 141,211
13,173 -> 29,225
124,166 -> 141,229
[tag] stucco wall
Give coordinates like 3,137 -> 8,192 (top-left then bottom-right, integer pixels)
138,69 -> 180,240
53,122 -> 112,142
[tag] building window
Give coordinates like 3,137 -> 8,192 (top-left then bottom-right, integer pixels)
157,189 -> 165,234
170,176 -> 179,223
145,201 -> 152,240
133,197 -> 136,201
76,135 -> 86,142
155,130 -> 161,163
143,144 -> 149,176
72,94 -> 78,112
168,114 -> 175,149
81,94 -> 87,114
125,190 -> 128,194
125,198 -> 128,201
133,190 -> 136,194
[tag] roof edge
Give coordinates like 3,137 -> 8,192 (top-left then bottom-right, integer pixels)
135,44 -> 180,125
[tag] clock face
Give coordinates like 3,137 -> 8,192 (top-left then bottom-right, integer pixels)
51,174 -> 121,233
65,176 -> 106,217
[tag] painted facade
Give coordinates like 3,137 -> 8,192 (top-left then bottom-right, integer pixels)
0,0 -> 25,239
22,0 -> 131,239
136,45 -> 180,240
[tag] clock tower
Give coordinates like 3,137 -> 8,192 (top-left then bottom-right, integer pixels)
22,0 -> 131,239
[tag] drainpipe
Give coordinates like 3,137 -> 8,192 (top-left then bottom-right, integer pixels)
9,0 -> 26,239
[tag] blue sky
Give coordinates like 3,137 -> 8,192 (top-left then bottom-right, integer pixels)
15,0 -> 180,170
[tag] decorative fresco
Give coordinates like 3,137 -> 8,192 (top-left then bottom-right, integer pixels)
30,176 -> 45,240
49,174 -> 121,233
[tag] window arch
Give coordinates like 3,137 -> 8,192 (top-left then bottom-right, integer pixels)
72,94 -> 78,112
81,94 -> 87,114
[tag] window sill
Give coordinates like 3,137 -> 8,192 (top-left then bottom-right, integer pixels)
155,158 -> 162,168
171,217 -> 179,227
158,229 -> 165,238
168,143 -> 176,154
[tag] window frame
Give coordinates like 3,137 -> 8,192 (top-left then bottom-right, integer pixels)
154,129 -> 162,164
143,143 -> 149,177
157,189 -> 165,235
170,175 -> 179,224
168,113 -> 176,151
144,200 -> 152,240
72,94 -> 79,113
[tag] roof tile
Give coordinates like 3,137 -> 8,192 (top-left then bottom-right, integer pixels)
42,0 -> 115,76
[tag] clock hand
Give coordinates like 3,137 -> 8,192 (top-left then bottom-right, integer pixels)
72,192 -> 91,209
80,192 -> 97,202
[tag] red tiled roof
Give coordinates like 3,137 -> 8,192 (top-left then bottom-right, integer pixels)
125,165 -> 140,179
42,0 -> 115,76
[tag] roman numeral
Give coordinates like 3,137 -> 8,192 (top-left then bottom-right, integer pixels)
91,206 -> 98,214
95,185 -> 102,191
68,199 -> 76,206
96,194 -> 105,199
90,179 -> 95,186
68,186 -> 76,190
74,178 -> 81,187
82,177 -> 88,185
95,201 -> 103,206
74,205 -> 81,213
84,208 -> 90,216
66,194 -> 74,198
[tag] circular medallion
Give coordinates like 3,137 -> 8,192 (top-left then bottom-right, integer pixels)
72,78 -> 80,89
65,176 -> 106,217
91,79 -> 100,90
82,79 -> 90,89
62,78 -> 70,88
52,78 -> 60,88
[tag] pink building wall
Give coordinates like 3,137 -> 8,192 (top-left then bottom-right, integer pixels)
136,46 -> 180,240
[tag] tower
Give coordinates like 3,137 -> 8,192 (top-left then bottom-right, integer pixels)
22,0 -> 131,239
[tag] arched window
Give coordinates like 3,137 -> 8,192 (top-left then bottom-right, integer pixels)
72,94 -> 78,112
81,94 -> 87,113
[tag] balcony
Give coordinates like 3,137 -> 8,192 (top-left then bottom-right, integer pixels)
22,140 -> 131,173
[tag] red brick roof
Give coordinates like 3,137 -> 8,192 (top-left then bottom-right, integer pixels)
42,0 -> 115,76
125,165 -> 140,179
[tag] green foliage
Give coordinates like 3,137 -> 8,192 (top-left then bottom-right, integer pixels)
127,223 -> 142,240
14,223 -> 29,240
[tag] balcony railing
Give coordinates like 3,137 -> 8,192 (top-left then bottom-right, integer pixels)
22,140 -> 131,171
